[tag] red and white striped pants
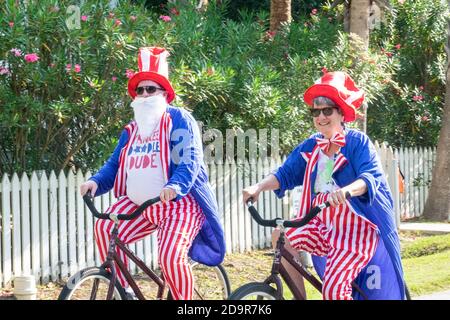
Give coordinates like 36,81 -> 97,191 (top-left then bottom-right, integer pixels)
94,193 -> 205,300
286,193 -> 379,300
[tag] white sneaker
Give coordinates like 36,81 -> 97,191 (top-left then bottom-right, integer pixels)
124,287 -> 138,300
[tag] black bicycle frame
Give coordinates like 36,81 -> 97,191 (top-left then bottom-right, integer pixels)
100,222 -> 168,300
246,192 -> 369,300
82,193 -> 167,300
263,229 -> 322,300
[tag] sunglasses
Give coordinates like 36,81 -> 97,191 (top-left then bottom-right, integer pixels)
135,85 -> 165,95
310,106 -> 339,117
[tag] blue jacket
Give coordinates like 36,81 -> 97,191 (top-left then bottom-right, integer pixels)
89,106 -> 226,266
273,129 -> 406,299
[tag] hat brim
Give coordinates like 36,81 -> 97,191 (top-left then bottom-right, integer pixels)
128,71 -> 175,103
304,84 -> 357,122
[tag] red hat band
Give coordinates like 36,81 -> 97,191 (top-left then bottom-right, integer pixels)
127,47 -> 176,103
304,71 -> 365,122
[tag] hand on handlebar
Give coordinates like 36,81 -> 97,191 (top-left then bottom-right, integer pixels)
245,190 -> 352,229
80,180 -> 98,197
243,184 -> 261,204
327,189 -> 352,208
160,187 -> 177,203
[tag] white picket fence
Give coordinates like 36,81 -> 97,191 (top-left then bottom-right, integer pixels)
395,146 -> 436,219
0,159 -> 294,287
0,143 -> 435,287
374,142 -> 436,221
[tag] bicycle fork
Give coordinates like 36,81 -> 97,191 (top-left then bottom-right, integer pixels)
262,226 -> 287,299
100,223 -> 120,300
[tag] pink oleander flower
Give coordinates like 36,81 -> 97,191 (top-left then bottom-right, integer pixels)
10,48 -> 22,56
74,64 -> 81,73
421,115 -> 429,122
125,69 -> 135,79
49,63 -> 56,68
66,64 -> 72,72
159,15 -> 172,22
0,67 -> 11,75
412,95 -> 423,102
395,44 -> 401,50
311,9 -> 318,15
114,19 -> 122,27
170,8 -> 180,16
112,76 -> 118,82
265,31 -> 276,39
130,15 -> 137,21
81,15 -> 88,22
385,52 -> 393,58
9,22 -> 14,28
24,53 -> 40,63
321,67 -> 328,74
419,86 -> 424,90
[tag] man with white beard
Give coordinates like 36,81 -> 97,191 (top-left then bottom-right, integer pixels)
80,47 -> 225,300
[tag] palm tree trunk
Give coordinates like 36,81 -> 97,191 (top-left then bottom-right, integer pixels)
349,0 -> 370,50
196,0 -> 208,10
348,0 -> 370,132
423,8 -> 450,221
270,0 -> 292,32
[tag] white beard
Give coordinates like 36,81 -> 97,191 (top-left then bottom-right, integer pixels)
131,95 -> 167,139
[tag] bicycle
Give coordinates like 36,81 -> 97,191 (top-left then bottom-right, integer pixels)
229,192 -> 411,300
58,193 -> 230,300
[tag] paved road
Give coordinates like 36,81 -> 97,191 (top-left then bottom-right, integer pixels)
415,290 -> 450,300
399,222 -> 450,234
401,222 -> 450,300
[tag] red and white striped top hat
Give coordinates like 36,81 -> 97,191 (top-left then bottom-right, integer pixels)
127,47 -> 176,103
303,71 -> 364,122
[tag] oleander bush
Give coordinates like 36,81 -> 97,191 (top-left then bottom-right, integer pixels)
0,0 -> 444,174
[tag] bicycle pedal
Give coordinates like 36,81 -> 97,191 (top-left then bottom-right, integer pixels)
125,288 -> 138,300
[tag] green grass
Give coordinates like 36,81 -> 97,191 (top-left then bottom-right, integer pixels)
281,250 -> 450,300
401,233 -> 450,259
279,233 -> 450,299
403,250 -> 450,296
402,216 -> 450,224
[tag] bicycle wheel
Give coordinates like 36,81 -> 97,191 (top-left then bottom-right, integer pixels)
405,283 -> 412,300
167,263 -> 231,300
58,267 -> 126,300
229,282 -> 279,300
191,263 -> 231,300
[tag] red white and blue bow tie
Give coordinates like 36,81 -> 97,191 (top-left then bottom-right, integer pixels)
316,132 -> 346,153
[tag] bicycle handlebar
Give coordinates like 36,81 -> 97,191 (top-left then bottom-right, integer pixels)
83,192 -> 160,221
246,191 -> 351,228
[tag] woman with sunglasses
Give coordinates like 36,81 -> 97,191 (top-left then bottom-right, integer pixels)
79,47 -> 225,300
243,71 -> 406,300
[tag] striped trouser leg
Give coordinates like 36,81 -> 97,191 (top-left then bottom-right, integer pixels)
285,193 -> 379,300
321,203 -> 379,300
94,196 -> 157,288
155,195 -> 205,300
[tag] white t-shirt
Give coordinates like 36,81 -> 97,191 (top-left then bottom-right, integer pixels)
126,126 -> 166,205
314,150 -> 338,194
